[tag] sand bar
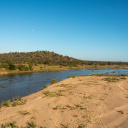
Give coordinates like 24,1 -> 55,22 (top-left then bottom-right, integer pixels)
0,75 -> 128,128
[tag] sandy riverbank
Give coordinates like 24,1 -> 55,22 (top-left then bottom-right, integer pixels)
0,76 -> 128,128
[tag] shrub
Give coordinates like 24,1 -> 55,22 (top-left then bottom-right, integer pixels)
0,99 -> 11,108
27,121 -> 37,128
0,63 -> 9,69
117,110 -> 124,114
0,98 -> 27,109
2,121 -> 17,128
17,65 -> 30,71
9,63 -> 16,70
51,79 -> 57,84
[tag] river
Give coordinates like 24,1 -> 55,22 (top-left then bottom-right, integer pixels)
0,69 -> 128,103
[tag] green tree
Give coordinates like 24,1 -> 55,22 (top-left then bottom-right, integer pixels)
9,63 -> 16,70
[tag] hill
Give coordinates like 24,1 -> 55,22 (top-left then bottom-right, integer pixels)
0,51 -> 84,66
0,51 -> 128,74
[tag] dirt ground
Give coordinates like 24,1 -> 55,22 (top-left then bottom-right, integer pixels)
0,75 -> 128,128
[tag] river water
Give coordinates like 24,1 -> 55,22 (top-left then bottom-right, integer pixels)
0,69 -> 128,103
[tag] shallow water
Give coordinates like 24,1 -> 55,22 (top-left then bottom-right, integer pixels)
0,69 -> 128,103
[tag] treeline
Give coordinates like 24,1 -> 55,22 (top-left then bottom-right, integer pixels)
0,63 -> 32,71
86,61 -> 128,66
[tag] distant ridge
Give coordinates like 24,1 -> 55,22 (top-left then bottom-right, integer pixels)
0,51 -> 128,66
0,51 -> 84,65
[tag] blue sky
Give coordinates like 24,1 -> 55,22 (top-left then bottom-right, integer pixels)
0,0 -> 128,62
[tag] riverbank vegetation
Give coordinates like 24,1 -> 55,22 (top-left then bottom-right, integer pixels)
0,50 -> 128,76
0,98 -> 27,109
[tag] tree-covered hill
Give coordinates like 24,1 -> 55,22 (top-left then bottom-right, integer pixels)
0,51 -> 84,65
0,51 -> 128,71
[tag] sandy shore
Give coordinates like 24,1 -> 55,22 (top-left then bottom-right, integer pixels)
0,76 -> 128,128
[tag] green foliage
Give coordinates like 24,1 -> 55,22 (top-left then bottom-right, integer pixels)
0,51 -> 84,66
27,122 -> 37,128
68,76 -> 76,78
120,77 -> 126,79
102,77 -> 120,82
9,63 -> 16,70
108,62 -> 111,65
60,84 -> 67,87
12,97 -> 27,107
0,98 -> 27,109
17,65 -> 30,71
10,121 -> 17,128
117,110 -> 124,114
0,99 -> 11,108
0,51 -> 128,70
2,121 -> 18,128
78,124 -> 87,128
92,73 -> 104,76
60,63 -> 77,67
18,110 -> 30,115
0,51 -> 127,68
43,90 -> 64,97
51,79 -> 57,84
0,63 -> 9,69
29,64 -> 33,70
42,85 -> 50,90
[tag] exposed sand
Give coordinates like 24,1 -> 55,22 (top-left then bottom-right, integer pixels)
0,76 -> 128,128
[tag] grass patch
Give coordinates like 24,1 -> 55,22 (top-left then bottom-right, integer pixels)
75,104 -> 87,110
2,121 -> 17,128
78,124 -> 87,128
42,85 -> 50,90
117,110 -> 124,114
27,122 -> 37,128
12,97 -> 27,107
51,79 -> 57,84
59,84 -> 67,87
52,106 -> 61,110
73,115 -> 78,117
0,98 -> 27,109
0,99 -> 11,108
18,110 -> 30,116
68,76 -> 76,78
52,104 -> 87,111
2,121 -> 38,128
121,74 -> 128,76
61,123 -> 69,128
65,105 -> 76,110
120,77 -> 126,79
92,73 -> 104,76
83,95 -> 93,99
102,77 -> 120,82
43,90 -> 64,97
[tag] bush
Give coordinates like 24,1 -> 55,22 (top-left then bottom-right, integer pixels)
17,65 -> 30,71
0,63 -> 9,69
9,63 -> 16,70
51,79 -> 57,84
